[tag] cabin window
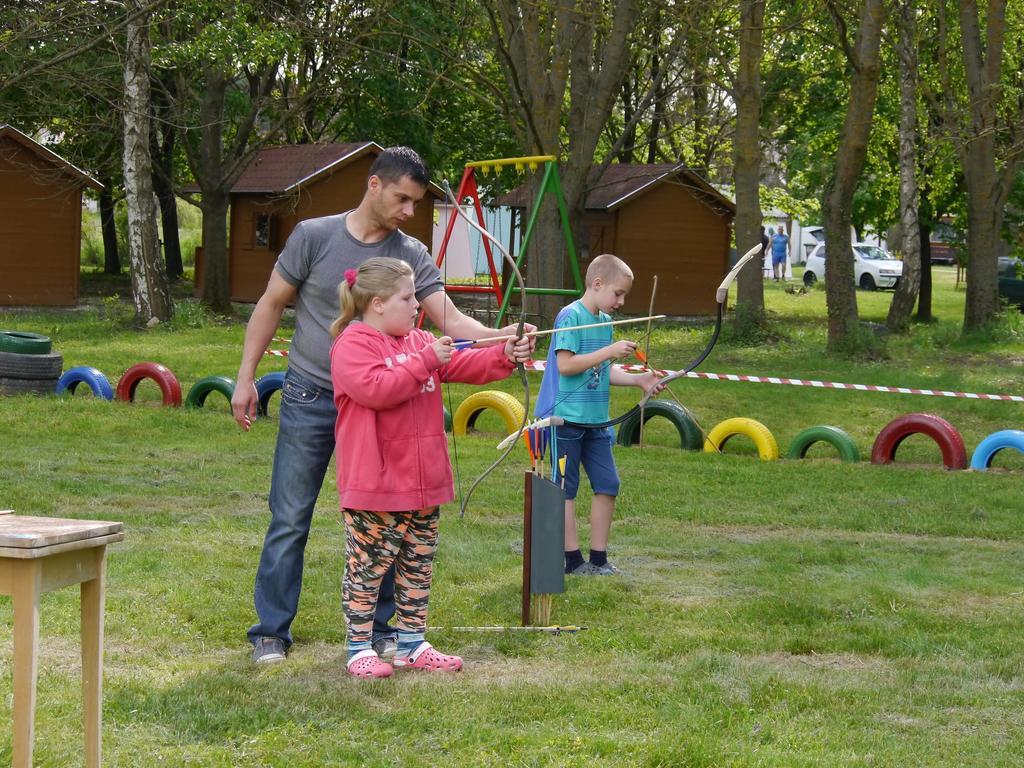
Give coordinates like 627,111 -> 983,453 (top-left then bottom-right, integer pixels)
255,214 -> 270,248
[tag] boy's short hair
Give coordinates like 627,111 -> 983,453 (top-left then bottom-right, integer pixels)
586,253 -> 633,287
368,146 -> 430,187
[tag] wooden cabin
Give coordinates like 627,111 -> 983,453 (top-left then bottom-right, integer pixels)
501,164 -> 735,316
0,125 -> 102,306
196,142 -> 441,302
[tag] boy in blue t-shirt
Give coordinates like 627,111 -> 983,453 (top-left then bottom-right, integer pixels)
535,254 -> 663,575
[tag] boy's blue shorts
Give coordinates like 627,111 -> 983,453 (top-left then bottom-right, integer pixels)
552,424 -> 620,500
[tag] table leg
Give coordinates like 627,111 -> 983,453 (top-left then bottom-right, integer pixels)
81,546 -> 107,768
12,561 -> 41,768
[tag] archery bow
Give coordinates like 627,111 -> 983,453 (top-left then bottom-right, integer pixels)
533,241 -> 765,432
440,180 -> 530,518
635,241 -> 764,400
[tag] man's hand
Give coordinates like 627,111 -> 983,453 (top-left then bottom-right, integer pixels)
231,378 -> 259,431
503,338 -> 533,364
497,322 -> 538,355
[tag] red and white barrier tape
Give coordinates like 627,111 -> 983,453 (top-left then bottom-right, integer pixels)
259,352 -> 1021,403
524,360 -> 1023,403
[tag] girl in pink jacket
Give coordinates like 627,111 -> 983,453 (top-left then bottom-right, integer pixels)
330,257 -> 524,678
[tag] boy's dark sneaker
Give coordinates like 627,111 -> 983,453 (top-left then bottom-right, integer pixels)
589,560 -> 620,576
567,562 -> 599,575
252,636 -> 286,665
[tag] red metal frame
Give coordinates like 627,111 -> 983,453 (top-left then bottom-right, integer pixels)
418,166 -> 504,327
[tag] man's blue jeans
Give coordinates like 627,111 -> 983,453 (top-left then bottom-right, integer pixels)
248,368 -> 396,648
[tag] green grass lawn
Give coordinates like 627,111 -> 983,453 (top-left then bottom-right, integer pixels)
1,268 -> 1024,766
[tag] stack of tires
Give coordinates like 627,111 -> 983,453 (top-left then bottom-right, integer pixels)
0,331 -> 63,396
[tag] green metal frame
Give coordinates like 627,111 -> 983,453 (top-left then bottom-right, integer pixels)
495,160 -> 583,325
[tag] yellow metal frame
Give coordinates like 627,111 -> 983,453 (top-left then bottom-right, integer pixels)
465,155 -> 557,174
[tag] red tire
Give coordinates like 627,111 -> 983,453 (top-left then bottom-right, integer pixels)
115,362 -> 183,407
870,413 -> 967,470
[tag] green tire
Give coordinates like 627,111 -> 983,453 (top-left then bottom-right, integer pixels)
0,331 -> 52,355
786,425 -> 860,462
616,400 -> 703,451
185,375 -> 236,408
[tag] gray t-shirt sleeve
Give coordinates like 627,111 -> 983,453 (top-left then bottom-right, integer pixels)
406,239 -> 444,302
274,221 -> 312,286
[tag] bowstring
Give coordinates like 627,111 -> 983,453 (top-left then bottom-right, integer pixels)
638,275 -> 658,450
442,188 -> 465,510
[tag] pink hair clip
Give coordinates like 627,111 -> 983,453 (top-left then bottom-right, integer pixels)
344,268 -> 357,287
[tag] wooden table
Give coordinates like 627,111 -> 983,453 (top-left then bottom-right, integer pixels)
0,515 -> 124,767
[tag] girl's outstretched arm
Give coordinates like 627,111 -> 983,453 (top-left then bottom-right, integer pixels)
332,337 -> 441,410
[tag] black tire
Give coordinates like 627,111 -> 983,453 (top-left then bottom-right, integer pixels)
859,273 -> 876,291
0,331 -> 52,355
0,351 -> 63,379
0,376 -> 58,395
803,271 -> 816,287
616,400 -> 704,450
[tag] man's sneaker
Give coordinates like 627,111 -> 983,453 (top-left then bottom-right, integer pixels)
589,560 -> 620,576
252,636 -> 286,665
372,636 -> 398,662
567,562 -> 599,575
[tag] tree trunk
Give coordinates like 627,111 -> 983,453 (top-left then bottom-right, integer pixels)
486,1 -> 639,325
733,0 -> 766,328
916,226 -> 933,322
122,0 -> 172,324
99,180 -> 120,275
822,0 -> 886,351
958,0 -> 1011,331
195,70 -> 233,313
886,0 -> 921,333
201,187 -> 232,313
152,121 -> 183,279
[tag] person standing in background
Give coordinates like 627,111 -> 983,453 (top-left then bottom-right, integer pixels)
770,224 -> 790,282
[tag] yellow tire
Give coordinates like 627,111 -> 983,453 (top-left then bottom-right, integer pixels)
453,390 -> 525,436
703,417 -> 779,460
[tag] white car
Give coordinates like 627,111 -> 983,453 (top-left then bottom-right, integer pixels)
802,242 -> 903,290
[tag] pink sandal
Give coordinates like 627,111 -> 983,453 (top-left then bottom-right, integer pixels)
393,641 -> 462,672
347,650 -> 393,678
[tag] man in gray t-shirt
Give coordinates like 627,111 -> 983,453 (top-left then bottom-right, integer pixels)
274,211 -> 443,390
232,147 -> 533,665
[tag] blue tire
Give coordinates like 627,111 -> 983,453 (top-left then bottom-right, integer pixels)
256,371 -> 286,416
970,429 -> 1024,470
55,366 -> 114,400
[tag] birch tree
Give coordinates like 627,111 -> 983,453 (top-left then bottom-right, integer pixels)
123,0 -> 172,324
886,0 -> 922,332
